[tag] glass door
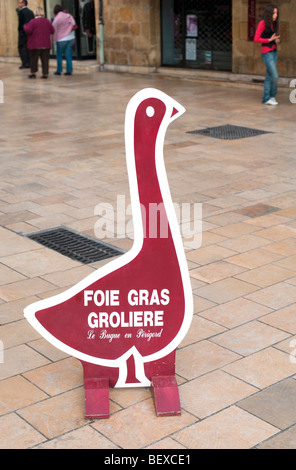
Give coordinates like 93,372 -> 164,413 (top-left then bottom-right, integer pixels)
44,0 -> 96,59
161,0 -> 232,71
80,0 -> 96,57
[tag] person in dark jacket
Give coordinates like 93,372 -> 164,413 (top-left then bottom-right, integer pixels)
24,7 -> 55,79
17,0 -> 34,69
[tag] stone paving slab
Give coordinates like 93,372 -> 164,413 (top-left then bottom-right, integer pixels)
0,62 -> 295,449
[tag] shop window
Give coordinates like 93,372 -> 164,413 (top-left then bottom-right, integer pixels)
161,0 -> 232,71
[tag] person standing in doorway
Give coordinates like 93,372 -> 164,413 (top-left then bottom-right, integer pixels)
254,4 -> 280,105
17,0 -> 34,69
52,5 -> 77,76
82,0 -> 96,53
24,7 -> 55,79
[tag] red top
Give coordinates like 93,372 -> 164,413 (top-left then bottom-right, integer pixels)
254,20 -> 277,54
24,17 -> 55,50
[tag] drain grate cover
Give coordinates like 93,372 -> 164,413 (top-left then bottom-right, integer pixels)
187,124 -> 272,140
28,227 -> 124,264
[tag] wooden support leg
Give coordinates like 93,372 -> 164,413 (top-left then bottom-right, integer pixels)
151,376 -> 181,417
84,377 -> 110,419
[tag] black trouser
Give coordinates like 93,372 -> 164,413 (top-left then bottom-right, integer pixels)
30,49 -> 50,76
18,33 -> 30,67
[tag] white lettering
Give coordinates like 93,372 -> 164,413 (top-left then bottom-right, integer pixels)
139,290 -> 149,305
100,330 -> 120,343
87,310 -> 164,328
104,454 -> 138,467
127,289 -> 170,306
88,312 -> 98,328
290,339 -> 296,364
109,312 -> 121,328
154,310 -> 164,326
150,289 -> 160,305
160,288 -> 170,305
144,311 -> 153,326
148,454 -> 189,465
87,329 -> 95,339
136,328 -> 163,341
0,340 -> 3,363
94,203 -> 114,238
127,289 -> 138,306
94,290 -> 105,306
84,290 -> 93,306
99,312 -> 109,328
290,79 -> 296,104
84,290 -> 119,307
133,311 -> 143,327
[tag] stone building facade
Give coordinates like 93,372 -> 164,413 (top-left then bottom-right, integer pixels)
0,0 -> 41,56
102,0 -> 161,72
233,0 -> 295,77
0,0 -> 295,78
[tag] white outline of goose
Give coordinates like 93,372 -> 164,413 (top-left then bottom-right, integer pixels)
24,88 -> 193,387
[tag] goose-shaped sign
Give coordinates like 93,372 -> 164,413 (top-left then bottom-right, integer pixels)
24,88 -> 193,418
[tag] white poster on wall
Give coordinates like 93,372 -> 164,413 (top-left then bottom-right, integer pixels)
185,38 -> 196,61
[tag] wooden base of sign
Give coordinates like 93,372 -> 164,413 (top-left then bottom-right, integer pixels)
81,352 -> 181,418
151,376 -> 181,417
84,377 -> 110,419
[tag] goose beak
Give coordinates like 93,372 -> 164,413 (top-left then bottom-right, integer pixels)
170,100 -> 186,122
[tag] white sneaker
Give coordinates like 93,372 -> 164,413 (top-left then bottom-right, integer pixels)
265,98 -> 278,106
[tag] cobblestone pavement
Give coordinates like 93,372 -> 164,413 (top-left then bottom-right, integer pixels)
0,62 -> 295,449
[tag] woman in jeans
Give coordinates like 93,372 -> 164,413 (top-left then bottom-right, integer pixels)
254,5 -> 280,105
52,5 -> 76,76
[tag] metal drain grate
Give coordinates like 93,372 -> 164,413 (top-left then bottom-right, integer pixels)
28,227 -> 124,264
187,124 -> 272,140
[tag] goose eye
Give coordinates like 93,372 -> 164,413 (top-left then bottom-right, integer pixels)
146,106 -> 155,117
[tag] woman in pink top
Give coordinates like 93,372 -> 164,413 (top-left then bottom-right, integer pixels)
254,5 -> 280,105
52,5 -> 76,76
24,6 -> 54,79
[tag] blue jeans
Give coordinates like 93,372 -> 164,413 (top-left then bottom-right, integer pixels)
261,50 -> 278,103
56,39 -> 74,74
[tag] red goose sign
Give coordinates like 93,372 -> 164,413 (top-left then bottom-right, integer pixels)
24,88 -> 193,418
